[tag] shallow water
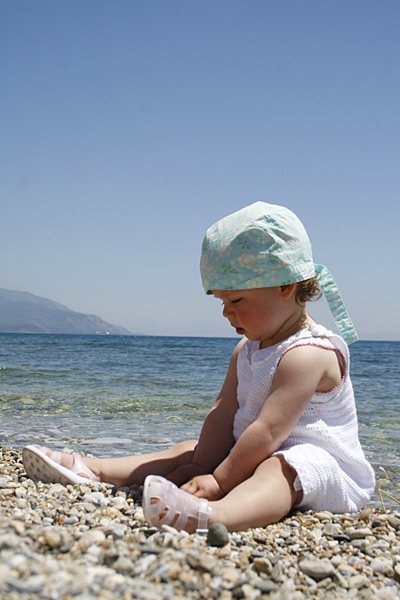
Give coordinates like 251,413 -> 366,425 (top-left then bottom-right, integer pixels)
1,334 -> 399,509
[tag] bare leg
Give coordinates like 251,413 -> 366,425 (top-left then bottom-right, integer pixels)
144,455 -> 302,533
49,440 -> 198,487
209,455 -> 301,532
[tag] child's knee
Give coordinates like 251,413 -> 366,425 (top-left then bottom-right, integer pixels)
171,439 -> 197,460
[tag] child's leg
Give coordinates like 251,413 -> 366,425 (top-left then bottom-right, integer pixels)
210,455 -> 301,531
33,440 -> 197,487
89,440 -> 198,486
144,455 -> 302,533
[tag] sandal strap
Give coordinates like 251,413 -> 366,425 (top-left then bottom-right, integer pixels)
197,498 -> 210,531
71,453 -> 100,481
35,445 -> 100,482
144,475 -> 210,532
36,446 -> 63,465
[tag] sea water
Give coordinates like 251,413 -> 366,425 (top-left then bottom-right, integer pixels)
0,334 -> 399,510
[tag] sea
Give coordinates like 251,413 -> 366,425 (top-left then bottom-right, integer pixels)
0,334 -> 399,511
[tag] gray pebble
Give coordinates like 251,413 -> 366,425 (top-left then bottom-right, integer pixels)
388,514 -> 400,529
254,578 -> 279,593
348,574 -> 369,589
110,524 -> 127,539
207,522 -> 230,546
299,558 -> 335,580
370,557 -> 394,576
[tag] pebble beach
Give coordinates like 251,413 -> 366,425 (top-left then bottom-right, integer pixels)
1,446 -> 399,599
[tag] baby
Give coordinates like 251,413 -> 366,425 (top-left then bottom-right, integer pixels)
23,202 -> 375,533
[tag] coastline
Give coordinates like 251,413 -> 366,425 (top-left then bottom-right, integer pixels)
1,445 -> 399,599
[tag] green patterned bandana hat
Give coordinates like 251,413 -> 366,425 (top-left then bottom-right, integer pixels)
200,202 -> 358,345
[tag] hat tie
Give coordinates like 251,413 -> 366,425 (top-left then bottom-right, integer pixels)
314,264 -> 358,345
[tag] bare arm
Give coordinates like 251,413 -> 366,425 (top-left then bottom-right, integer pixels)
166,339 -> 243,485
191,340 -> 243,470
212,344 -> 340,493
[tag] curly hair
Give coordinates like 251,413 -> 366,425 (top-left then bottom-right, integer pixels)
296,277 -> 321,304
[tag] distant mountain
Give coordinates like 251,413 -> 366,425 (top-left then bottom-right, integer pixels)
0,288 -> 132,335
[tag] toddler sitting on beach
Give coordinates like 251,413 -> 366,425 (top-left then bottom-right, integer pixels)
23,202 -> 375,533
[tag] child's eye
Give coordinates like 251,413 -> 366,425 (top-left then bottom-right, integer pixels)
232,298 -> 242,304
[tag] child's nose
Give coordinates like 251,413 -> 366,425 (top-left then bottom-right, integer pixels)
222,304 -> 232,318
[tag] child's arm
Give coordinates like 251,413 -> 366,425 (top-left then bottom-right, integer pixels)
166,339 -> 243,485
211,344 -> 340,494
191,339 -> 242,468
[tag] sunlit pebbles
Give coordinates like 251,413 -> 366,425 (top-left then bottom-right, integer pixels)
1,447 -> 400,599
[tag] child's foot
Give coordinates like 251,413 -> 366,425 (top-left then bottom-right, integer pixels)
142,475 -> 211,533
22,445 -> 101,485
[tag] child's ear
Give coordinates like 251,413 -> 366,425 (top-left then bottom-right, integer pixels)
280,283 -> 297,299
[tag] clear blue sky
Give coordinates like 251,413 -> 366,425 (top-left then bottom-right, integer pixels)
1,1 -> 399,340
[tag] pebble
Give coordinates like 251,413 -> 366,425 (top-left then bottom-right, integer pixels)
42,527 -> 63,548
348,573 -> 369,589
252,556 -> 273,575
207,522 -> 230,547
299,557 -> 335,580
1,445 -> 400,599
388,514 -> 400,529
346,526 -> 373,539
371,557 -> 394,576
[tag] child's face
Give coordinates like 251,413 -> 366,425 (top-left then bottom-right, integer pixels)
213,286 -> 298,347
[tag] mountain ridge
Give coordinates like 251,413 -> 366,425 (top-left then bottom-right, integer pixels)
0,288 -> 132,335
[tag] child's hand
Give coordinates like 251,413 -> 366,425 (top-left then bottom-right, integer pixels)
166,463 -> 208,487
181,474 -> 225,501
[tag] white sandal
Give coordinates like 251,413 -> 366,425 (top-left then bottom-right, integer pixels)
142,475 -> 211,533
23,445 -> 101,485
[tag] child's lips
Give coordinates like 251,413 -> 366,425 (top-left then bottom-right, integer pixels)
229,320 -> 244,335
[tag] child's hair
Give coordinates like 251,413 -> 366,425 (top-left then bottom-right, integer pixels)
296,277 -> 322,304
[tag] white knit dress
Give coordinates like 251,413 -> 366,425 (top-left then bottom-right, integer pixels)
233,324 -> 375,513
